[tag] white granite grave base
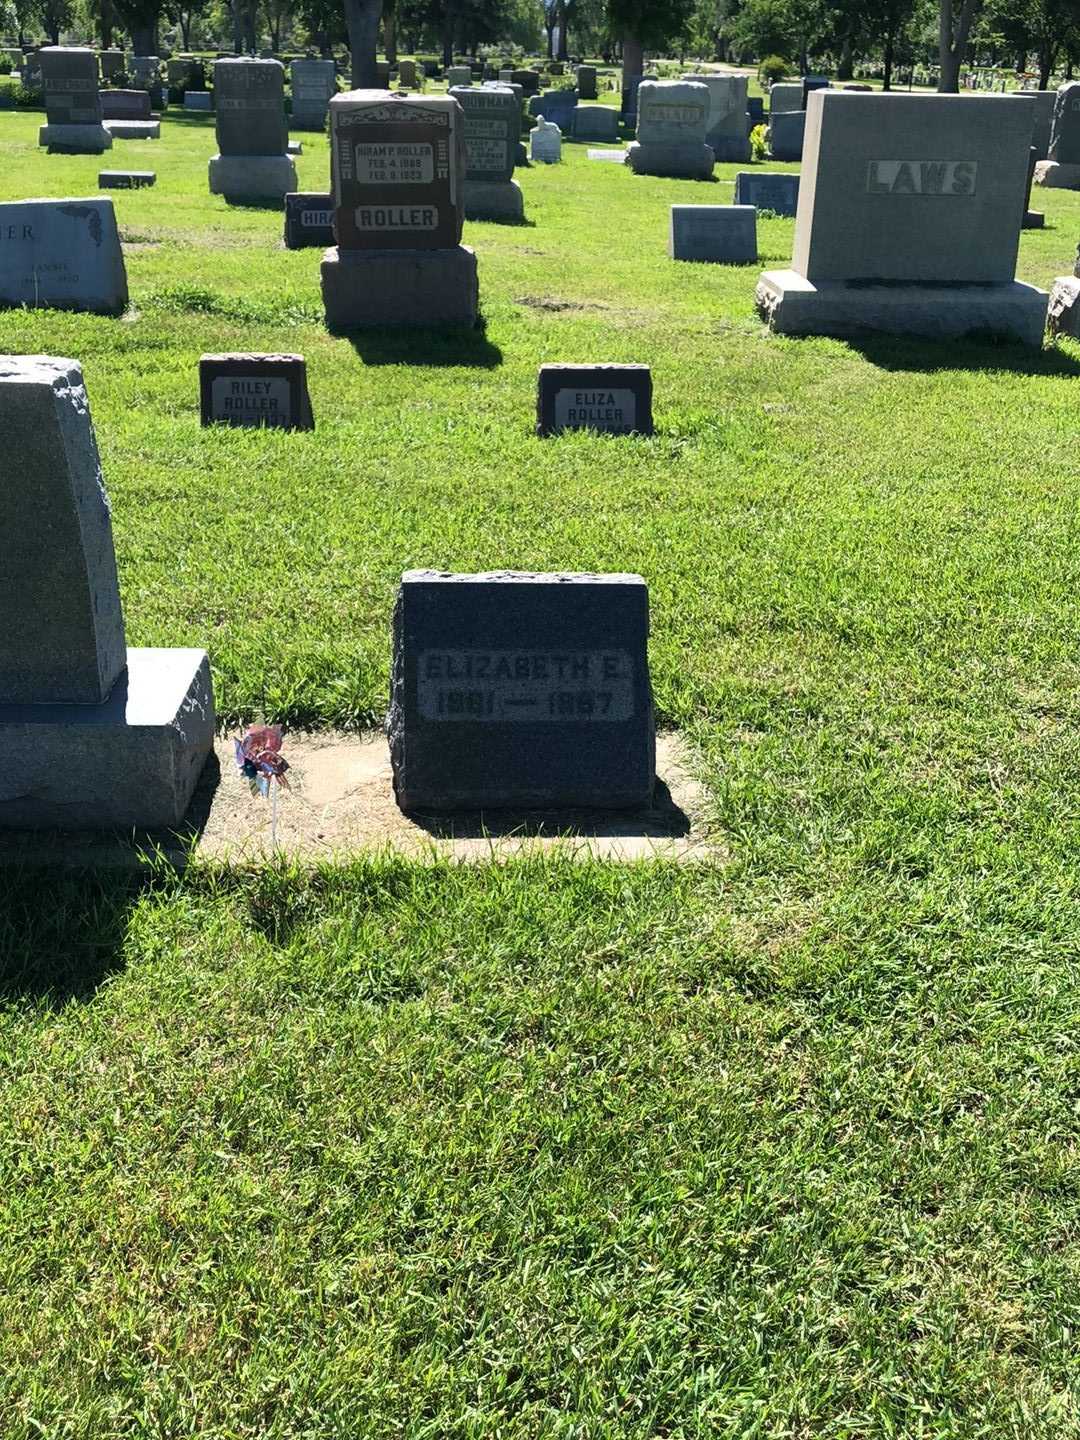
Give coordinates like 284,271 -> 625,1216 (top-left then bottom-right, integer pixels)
321,245 -> 479,329
39,122 -> 112,154
1047,276 -> 1080,337
626,140 -> 714,179
1034,160 -> 1080,189
756,270 -> 1049,348
707,135 -> 751,163
209,153 -> 298,203
0,648 -> 215,829
463,178 -> 524,221
105,119 -> 160,139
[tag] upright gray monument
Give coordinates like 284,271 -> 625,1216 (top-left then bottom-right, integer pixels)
756,92 -> 1046,346
1035,81 -> 1080,188
0,357 -> 214,828
626,80 -> 713,179
450,83 -> 523,220
321,90 -> 479,328
290,57 -> 336,131
39,46 -> 111,153
681,72 -> 750,162
209,57 -> 297,203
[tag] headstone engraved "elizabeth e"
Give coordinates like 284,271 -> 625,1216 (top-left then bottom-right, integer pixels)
0,357 -> 215,828
387,571 -> 655,810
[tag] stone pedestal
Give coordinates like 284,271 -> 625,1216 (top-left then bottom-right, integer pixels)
463,178 -> 523,220
1034,159 -> 1080,188
39,122 -> 111,153
209,153 -> 297,202
626,140 -> 714,178
104,118 -> 160,139
321,244 -> 479,328
1047,275 -> 1080,337
755,270 -> 1048,347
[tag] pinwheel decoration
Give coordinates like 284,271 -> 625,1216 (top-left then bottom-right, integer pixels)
235,724 -> 290,844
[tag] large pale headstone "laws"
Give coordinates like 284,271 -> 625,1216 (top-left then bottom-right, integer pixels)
0,198 -> 128,315
387,571 -> 655,811
756,92 -> 1047,346
321,90 -> 479,328
0,357 -> 214,828
450,83 -> 524,220
209,57 -> 297,203
39,46 -> 112,153
627,79 -> 714,179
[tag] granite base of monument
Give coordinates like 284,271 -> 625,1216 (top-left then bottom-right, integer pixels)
463,178 -> 524,221
321,245 -> 479,329
209,153 -> 297,203
387,571 -> 655,812
756,269 -> 1049,348
39,122 -> 112,153
0,648 -> 214,830
1034,160 -> 1080,189
104,119 -> 160,139
1047,275 -> 1080,337
626,140 -> 714,179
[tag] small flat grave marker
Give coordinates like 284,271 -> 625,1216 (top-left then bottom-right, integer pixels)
537,364 -> 653,437
283,191 -> 334,247
99,170 -> 156,187
199,353 -> 314,430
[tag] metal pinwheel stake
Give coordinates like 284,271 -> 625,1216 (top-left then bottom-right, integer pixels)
234,724 -> 290,846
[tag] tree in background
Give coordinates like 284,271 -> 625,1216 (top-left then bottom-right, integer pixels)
605,0 -> 695,104
36,0 -> 74,40
344,0 -> 380,81
938,0 -> 981,86
991,0 -> 1080,85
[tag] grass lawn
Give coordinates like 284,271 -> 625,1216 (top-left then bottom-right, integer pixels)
2,109 -> 1080,1436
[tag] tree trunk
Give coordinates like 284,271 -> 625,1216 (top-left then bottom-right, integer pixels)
383,7 -> 396,65
131,22 -> 156,54
441,8 -> 452,67
938,0 -> 980,92
883,30 -> 894,89
243,0 -> 257,52
346,0 -> 383,86
621,31 -> 642,113
1038,42 -> 1054,89
230,0 -> 243,53
179,9 -> 190,46
556,0 -> 568,61
99,0 -> 113,49
837,34 -> 853,80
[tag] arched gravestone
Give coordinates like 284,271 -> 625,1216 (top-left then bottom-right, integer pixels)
756,91 -> 1047,346
0,358 -> 215,828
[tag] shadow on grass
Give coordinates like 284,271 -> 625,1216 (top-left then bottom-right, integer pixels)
848,332 -> 1080,376
222,195 -> 287,211
405,772 -> 690,842
336,317 -> 503,369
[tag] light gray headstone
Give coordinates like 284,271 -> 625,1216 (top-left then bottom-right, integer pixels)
0,197 -> 128,315
635,80 -> 709,145
1049,81 -> 1080,165
290,57 -> 335,129
0,356 -> 124,704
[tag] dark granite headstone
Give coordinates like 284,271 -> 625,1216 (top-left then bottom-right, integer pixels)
511,68 -> 540,95
283,191 -> 335,247
536,364 -> 653,437
41,46 -> 102,126
101,89 -> 152,120
214,57 -> 287,155
387,570 -> 655,811
99,169 -> 156,187
199,352 -> 314,430
801,75 -> 829,108
733,170 -> 799,216
747,95 -> 765,130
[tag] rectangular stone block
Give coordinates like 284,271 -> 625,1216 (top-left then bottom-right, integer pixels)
283,190 -> 335,247
199,352 -> 314,430
537,364 -> 653,436
290,57 -> 336,129
104,119 -> 160,139
670,204 -> 757,262
626,139 -> 714,179
682,72 -> 750,161
734,170 -> 798,215
214,57 -> 287,155
208,152 -> 296,202
99,170 -> 156,187
769,82 -> 802,114
101,88 -> 151,119
572,104 -> 618,141
329,90 -> 466,251
184,90 -> 212,110
768,108 -> 805,161
320,243 -> 478,328
576,65 -> 597,99
0,198 -> 128,315
41,46 -> 103,126
793,91 -> 1034,283
387,571 -> 655,811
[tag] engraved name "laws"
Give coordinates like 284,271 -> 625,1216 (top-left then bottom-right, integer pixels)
866,160 -> 977,195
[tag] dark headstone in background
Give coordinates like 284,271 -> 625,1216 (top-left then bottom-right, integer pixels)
536,363 -> 653,437
733,170 -> 799,216
387,571 -> 656,811
199,352 -> 314,430
283,190 -> 334,247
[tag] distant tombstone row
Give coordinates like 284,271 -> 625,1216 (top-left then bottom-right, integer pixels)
756,91 -> 1047,347
209,57 -> 296,204
321,90 -> 479,329
0,357 -> 214,829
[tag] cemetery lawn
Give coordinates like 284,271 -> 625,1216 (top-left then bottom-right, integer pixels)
3,109 -> 1080,1436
